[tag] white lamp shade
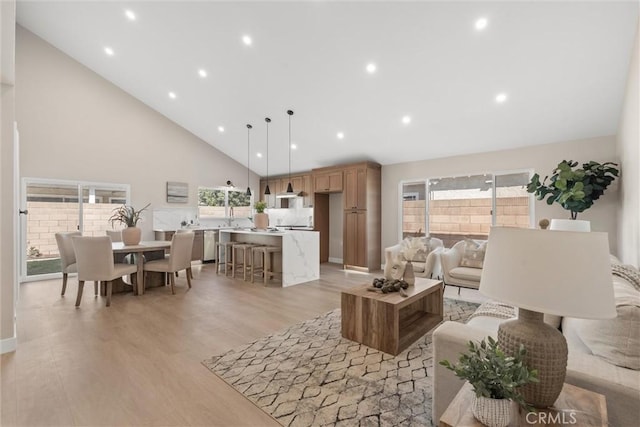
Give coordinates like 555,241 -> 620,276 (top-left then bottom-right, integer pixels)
549,219 -> 591,232
479,227 -> 616,319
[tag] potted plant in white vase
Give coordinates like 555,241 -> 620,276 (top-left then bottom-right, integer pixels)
440,336 -> 538,427
109,203 -> 150,246
253,201 -> 269,230
527,160 -> 618,231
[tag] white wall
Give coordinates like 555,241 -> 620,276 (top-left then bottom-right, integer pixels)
1,0 -> 17,352
15,26 -> 259,240
616,21 -> 640,268
382,136 -> 619,254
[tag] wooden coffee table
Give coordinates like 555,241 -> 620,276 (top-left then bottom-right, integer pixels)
341,278 -> 443,355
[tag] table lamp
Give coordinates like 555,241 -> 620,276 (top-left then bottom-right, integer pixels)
479,227 -> 615,408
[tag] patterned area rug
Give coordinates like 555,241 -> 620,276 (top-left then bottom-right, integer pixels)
202,298 -> 479,427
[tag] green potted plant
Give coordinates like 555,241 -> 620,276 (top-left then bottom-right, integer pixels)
527,160 -> 618,227
253,200 -> 269,230
109,203 -> 150,246
440,336 -> 538,427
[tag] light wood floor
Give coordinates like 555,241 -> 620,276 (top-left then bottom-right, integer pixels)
1,263 -> 484,426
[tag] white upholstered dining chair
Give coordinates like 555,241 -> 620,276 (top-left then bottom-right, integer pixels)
105,229 -> 123,242
71,236 -> 138,307
143,231 -> 194,294
55,231 -> 81,296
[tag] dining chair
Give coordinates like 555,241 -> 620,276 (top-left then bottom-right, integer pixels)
71,236 -> 138,307
105,229 -> 123,242
55,231 -> 82,296
174,229 -> 194,279
143,231 -> 194,294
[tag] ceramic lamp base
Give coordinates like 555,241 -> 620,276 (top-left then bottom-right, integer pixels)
497,308 -> 568,408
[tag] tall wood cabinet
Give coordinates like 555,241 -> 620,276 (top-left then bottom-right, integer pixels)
342,162 -> 381,271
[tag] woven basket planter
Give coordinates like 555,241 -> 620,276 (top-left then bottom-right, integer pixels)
471,396 -> 511,427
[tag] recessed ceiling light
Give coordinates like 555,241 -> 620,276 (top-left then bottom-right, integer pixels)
337,132 -> 345,140
495,93 -> 508,103
218,126 -> 225,133
475,17 -> 488,30
290,143 -> 297,150
198,69 -> 207,78
104,46 -> 114,56
402,115 -> 412,124
256,152 -> 263,158
124,9 -> 136,21
366,63 -> 377,74
168,92 -> 177,99
242,35 -> 252,46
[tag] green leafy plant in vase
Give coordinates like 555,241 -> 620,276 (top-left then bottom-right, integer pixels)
527,160 -> 618,220
253,200 -> 269,230
440,336 -> 539,427
109,203 -> 150,246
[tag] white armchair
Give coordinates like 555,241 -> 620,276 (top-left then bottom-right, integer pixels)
384,237 -> 444,279
441,239 -> 487,291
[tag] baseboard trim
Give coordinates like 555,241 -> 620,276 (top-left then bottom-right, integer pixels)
0,336 -> 16,354
328,257 -> 343,264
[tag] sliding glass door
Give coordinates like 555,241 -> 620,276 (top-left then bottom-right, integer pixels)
400,170 -> 533,248
428,174 -> 494,248
21,179 -> 129,281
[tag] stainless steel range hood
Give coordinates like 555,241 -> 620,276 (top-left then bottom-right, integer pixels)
275,191 -> 304,199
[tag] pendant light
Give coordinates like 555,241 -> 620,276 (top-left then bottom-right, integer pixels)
264,117 -> 271,195
286,110 -> 294,193
246,124 -> 252,196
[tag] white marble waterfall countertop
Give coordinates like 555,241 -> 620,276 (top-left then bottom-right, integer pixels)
219,229 -> 319,287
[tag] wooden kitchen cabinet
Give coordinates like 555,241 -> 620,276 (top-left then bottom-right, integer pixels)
341,162 -> 381,272
343,166 -> 367,210
314,170 -> 343,193
343,210 -> 367,267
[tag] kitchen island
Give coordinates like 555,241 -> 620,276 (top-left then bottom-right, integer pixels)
219,229 -> 320,286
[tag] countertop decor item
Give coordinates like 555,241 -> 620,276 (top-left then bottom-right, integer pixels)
440,336 -> 538,427
479,227 -> 615,408
527,160 -> 618,220
253,201 -> 268,230
245,124 -> 252,196
264,117 -> 271,195
109,203 -> 150,246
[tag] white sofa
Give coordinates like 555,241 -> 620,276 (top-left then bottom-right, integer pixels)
432,266 -> 640,427
384,237 -> 444,279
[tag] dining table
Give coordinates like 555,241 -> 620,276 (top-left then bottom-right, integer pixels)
112,240 -> 171,295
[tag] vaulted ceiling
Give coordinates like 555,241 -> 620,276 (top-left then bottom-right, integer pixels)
16,1 -> 639,176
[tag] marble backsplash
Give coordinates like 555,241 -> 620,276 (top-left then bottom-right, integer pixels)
153,207 -> 274,230
266,207 -> 314,227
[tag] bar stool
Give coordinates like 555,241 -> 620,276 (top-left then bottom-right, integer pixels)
233,243 -> 260,281
251,246 -> 282,285
223,241 -> 241,276
215,241 -> 227,275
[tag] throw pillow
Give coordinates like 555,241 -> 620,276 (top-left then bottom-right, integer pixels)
460,238 -> 488,269
574,275 -> 640,370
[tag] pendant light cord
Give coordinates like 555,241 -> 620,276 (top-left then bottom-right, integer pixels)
287,110 -> 294,189
264,118 -> 271,195
246,124 -> 252,196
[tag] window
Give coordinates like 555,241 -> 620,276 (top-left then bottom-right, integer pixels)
198,187 -> 252,218
400,171 -> 532,247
